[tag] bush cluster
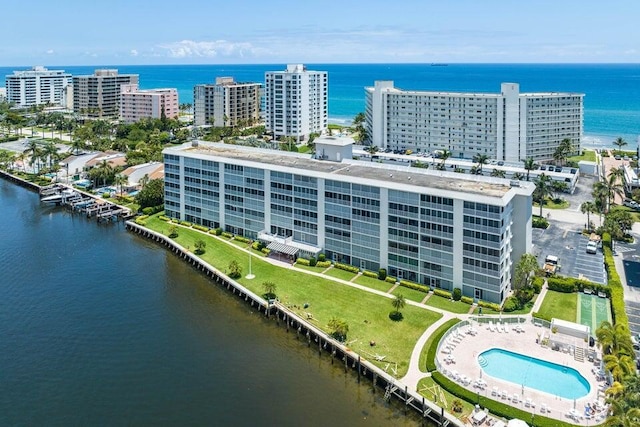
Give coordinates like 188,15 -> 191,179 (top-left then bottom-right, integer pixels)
315,260 -> 331,268
399,280 -> 429,293
334,262 -> 360,273
362,270 -> 378,278
251,241 -> 265,251
134,215 -> 149,225
385,276 -> 397,284
296,258 -> 311,266
532,216 -> 550,229
477,300 -> 501,312
261,248 -> 271,255
433,289 -> 452,299
452,288 -> 462,301
602,234 -> 629,328
503,296 -> 520,312
460,296 -> 474,305
192,224 -> 209,232
233,235 -> 251,243
377,268 -> 387,280
221,231 -> 233,238
158,215 -> 170,222
308,257 -> 317,266
318,253 -> 326,262
546,276 -> 610,297
179,220 -> 192,227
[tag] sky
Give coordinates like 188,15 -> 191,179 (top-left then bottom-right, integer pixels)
1,0 -> 639,66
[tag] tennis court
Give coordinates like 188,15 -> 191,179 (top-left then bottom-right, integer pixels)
577,293 -> 612,331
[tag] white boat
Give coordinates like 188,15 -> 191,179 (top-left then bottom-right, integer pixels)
41,189 -> 76,204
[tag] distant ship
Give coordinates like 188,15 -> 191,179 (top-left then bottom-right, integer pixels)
431,63 -> 449,66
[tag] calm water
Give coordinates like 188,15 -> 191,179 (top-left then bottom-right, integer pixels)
0,180 -> 423,426
2,63 -> 639,144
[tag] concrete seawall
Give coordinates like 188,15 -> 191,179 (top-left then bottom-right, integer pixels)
125,220 -> 464,427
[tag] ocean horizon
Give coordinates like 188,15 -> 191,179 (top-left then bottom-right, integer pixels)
2,63 -> 639,147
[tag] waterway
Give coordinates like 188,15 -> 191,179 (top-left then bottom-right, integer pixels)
0,180 -> 424,426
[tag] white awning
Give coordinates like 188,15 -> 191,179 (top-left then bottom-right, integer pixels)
267,241 -> 299,256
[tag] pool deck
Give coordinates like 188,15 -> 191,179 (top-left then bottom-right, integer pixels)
438,321 -> 607,425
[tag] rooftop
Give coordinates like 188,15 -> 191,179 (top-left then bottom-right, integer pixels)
168,142 -> 533,199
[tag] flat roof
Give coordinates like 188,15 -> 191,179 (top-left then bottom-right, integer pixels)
167,142 -> 534,199
315,135 -> 354,146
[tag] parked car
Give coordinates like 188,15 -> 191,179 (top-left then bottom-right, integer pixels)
615,155 -> 622,160
586,241 -> 598,254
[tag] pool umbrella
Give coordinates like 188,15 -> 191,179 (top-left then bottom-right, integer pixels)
507,420 -> 529,427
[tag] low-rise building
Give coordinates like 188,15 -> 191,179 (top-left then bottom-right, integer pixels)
163,139 -> 534,304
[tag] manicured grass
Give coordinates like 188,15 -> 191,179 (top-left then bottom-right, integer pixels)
536,290 -> 577,322
420,318 -> 461,372
533,197 -> 570,210
392,286 -> 427,303
297,145 -> 311,154
324,267 -> 358,282
568,150 -> 596,163
425,295 -> 473,314
354,275 -> 394,293
142,215 -> 442,377
417,376 -> 475,421
294,264 -> 326,273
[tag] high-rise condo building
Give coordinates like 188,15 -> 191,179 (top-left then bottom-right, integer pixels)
265,64 -> 328,142
73,69 -> 139,118
365,81 -> 584,163
120,84 -> 179,124
163,138 -> 534,304
193,77 -> 262,128
5,66 -> 71,108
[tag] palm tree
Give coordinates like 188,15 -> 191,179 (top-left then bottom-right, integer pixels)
605,173 -> 626,209
23,139 -> 41,174
473,153 -> 489,174
581,201 -> 597,231
490,169 -> 506,178
392,294 -> 406,315
604,353 -> 636,383
114,173 -> 128,195
603,399 -> 640,427
512,172 -> 525,181
139,173 -> 150,189
42,141 -> 59,170
596,321 -> 635,356
327,317 -> 349,342
70,137 -> 86,155
533,174 -> 553,217
365,145 -> 379,155
523,158 -> 536,181
437,149 -> 451,171
262,281 -> 277,299
609,166 -> 626,183
95,160 -> 115,187
613,137 -> 628,155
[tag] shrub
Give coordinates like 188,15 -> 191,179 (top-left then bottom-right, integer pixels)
378,268 -> 387,280
532,216 -> 549,229
308,256 -> 317,267
252,241 -> 265,251
502,296 -> 520,312
193,224 -> 209,232
385,276 -> 397,284
603,233 -> 629,328
478,300 -> 501,312
179,220 -> 192,227
134,215 -> 148,225
334,262 -> 360,273
261,248 -> 271,255
296,258 -> 311,266
452,288 -> 462,301
233,235 -> 251,243
433,289 -> 452,299
221,231 -> 233,238
362,270 -> 378,278
399,280 -> 429,293
318,253 -> 326,262
214,228 -> 223,236
315,260 -> 331,268
460,296 -> 474,305
158,215 -> 170,222
531,276 -> 544,293
102,192 -> 111,198
142,206 -> 155,215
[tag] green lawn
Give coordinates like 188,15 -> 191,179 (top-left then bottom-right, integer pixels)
354,275 -> 394,293
143,215 -> 442,377
294,263 -> 326,273
536,290 -> 577,322
392,286 -> 428,303
568,150 -> 596,163
425,295 -> 473,314
534,197 -> 570,210
324,267 -> 358,282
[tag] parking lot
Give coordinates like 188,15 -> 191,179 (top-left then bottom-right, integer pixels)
532,225 -> 606,284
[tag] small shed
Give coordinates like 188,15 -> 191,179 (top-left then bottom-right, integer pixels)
551,318 -> 590,340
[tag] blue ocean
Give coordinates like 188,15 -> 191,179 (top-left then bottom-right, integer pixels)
2,63 -> 639,147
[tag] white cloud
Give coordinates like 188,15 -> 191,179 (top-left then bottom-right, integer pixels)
130,49 -> 139,56
46,49 -> 54,54
158,39 -> 268,58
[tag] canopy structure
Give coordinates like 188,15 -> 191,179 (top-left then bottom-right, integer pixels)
507,419 -> 529,427
551,318 -> 590,340
266,241 -> 299,256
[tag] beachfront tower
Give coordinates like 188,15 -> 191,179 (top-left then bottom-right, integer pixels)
5,66 -> 71,108
265,64 -> 328,142
73,69 -> 139,118
119,84 -> 179,124
193,77 -> 262,128
365,81 -> 583,163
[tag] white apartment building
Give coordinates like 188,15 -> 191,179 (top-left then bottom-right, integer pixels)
365,81 -> 584,163
120,84 -> 179,124
73,69 -> 139,118
5,66 -> 71,108
193,77 -> 262,127
163,138 -> 534,304
265,64 -> 328,142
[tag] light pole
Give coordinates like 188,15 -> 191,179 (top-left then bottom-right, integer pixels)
245,252 -> 255,279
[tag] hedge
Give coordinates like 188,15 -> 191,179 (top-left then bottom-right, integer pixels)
134,215 -> 149,225
179,220 -> 192,227
233,235 -> 251,243
433,289 -> 452,299
477,300 -> 501,312
425,318 -> 461,372
546,276 -> 610,297
261,248 -> 271,255
158,215 -> 170,222
399,280 -> 430,293
221,232 -> 233,238
603,234 -> 628,329
192,224 -> 209,232
362,270 -> 378,278
460,296 -> 474,305
531,276 -> 544,293
334,262 -> 360,273
385,276 -> 397,284
296,258 -> 311,266
430,372 -> 575,427
316,260 -> 331,268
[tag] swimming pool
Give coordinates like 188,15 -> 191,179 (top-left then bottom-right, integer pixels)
478,348 -> 590,399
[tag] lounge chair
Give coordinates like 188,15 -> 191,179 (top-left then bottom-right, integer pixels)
491,387 -> 498,396
504,323 -> 509,333
512,394 -> 519,404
